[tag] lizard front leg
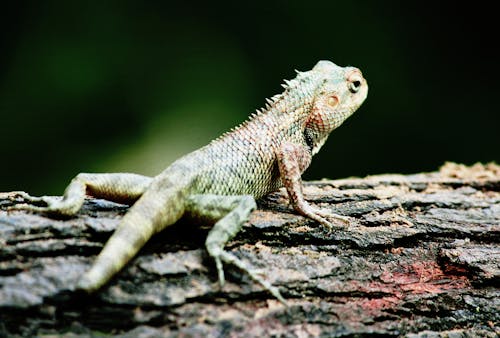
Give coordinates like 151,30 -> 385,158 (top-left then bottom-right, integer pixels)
10,173 -> 152,216
277,142 -> 350,228
186,194 -> 286,304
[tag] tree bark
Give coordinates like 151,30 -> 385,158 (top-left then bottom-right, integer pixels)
0,162 -> 498,337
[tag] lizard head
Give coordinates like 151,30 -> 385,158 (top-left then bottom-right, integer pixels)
304,60 -> 368,154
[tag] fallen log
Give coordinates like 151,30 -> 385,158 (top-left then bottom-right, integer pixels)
0,162 -> 498,337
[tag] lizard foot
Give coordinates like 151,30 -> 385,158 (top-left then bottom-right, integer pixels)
312,205 -> 350,226
7,192 -> 79,216
296,202 -> 350,230
6,191 -> 51,211
212,250 -> 288,306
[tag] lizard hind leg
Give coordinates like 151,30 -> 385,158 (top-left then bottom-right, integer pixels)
186,194 -> 287,305
10,173 -> 152,216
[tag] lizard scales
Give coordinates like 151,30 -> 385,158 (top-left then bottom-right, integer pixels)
12,60 -> 368,303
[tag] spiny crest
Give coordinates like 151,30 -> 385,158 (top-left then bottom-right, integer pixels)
246,70 -> 311,122
280,77 -> 300,90
210,69 -> 313,144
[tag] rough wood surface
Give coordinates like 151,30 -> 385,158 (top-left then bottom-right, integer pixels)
0,163 -> 499,337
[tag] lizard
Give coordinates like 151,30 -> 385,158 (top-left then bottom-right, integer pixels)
9,60 -> 368,304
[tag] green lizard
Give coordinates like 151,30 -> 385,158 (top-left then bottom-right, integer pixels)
10,60 -> 368,303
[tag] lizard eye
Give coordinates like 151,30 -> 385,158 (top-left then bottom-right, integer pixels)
349,80 -> 361,93
327,95 -> 339,107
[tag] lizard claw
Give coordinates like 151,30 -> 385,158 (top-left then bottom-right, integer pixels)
7,203 -> 44,212
6,193 -> 79,217
313,206 -> 350,226
295,202 -> 350,230
5,191 -> 49,212
5,191 -> 44,203
209,249 -> 288,305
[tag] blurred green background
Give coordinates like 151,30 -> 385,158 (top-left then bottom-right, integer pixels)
1,1 -> 498,195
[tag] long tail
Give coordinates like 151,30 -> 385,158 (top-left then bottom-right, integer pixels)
77,179 -> 187,292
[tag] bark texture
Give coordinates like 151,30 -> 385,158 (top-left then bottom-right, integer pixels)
0,162 -> 499,337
